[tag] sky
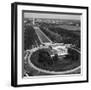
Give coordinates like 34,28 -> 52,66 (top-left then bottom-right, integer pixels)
24,12 -> 81,20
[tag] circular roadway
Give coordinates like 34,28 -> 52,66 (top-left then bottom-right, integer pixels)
26,46 -> 80,75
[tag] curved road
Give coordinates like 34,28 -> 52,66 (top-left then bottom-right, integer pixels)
25,47 -> 80,75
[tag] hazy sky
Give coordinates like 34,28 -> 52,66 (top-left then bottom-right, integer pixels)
24,12 -> 81,20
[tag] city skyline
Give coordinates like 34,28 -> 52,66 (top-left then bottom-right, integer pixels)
24,12 -> 81,20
